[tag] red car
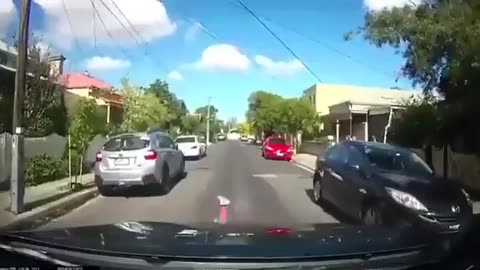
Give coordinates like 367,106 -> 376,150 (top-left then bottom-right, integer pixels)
262,136 -> 293,161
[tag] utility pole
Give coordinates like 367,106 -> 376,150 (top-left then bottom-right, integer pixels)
206,96 -> 212,145
10,0 -> 32,214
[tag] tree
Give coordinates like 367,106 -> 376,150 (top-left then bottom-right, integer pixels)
144,79 -> 187,129
68,98 -> 104,178
195,105 -> 218,118
181,115 -> 201,134
121,79 -> 169,132
238,122 -> 254,135
0,39 -> 68,136
246,91 -> 284,135
389,97 -> 442,148
246,91 -> 319,139
346,1 -> 480,152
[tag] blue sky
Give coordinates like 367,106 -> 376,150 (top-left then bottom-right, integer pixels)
1,0 -> 417,121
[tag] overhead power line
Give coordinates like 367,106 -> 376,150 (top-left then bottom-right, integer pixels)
232,0 -> 323,83
61,0 -> 86,57
100,0 -> 170,73
88,0 -> 133,60
257,15 -> 396,80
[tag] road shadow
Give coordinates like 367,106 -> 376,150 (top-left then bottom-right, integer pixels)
105,172 -> 188,198
305,189 -> 358,225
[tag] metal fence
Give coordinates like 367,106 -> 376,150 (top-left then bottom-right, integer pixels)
0,132 -> 107,189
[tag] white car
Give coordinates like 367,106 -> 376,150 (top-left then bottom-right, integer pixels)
227,129 -> 241,140
175,135 -> 206,159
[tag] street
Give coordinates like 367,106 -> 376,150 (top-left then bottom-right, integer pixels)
42,140 -> 338,230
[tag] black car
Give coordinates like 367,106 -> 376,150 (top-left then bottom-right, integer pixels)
312,141 -> 473,236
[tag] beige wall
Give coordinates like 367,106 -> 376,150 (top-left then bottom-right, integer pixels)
303,84 -> 420,116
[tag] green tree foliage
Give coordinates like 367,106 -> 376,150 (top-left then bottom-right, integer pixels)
238,122 -> 254,135
69,98 -> 104,155
121,79 -> 168,132
247,91 -> 319,136
0,39 -> 68,136
181,115 -> 201,134
389,97 -> 442,148
144,79 -> 187,129
347,1 -> 480,152
195,105 -> 218,118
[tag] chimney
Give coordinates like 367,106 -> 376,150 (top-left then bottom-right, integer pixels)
47,54 -> 66,76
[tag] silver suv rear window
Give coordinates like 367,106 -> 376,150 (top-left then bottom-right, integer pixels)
103,135 -> 150,151
175,137 -> 196,143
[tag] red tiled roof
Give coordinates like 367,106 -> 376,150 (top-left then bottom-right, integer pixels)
60,72 -> 113,90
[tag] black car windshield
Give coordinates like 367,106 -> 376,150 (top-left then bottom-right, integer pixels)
362,146 -> 433,176
176,137 -> 196,143
270,138 -> 287,145
103,136 -> 150,151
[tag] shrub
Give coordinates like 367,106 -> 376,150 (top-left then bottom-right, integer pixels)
26,154 -> 68,186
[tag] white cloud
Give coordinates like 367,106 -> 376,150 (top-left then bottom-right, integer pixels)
84,56 -> 131,71
167,70 -> 183,80
364,0 -> 422,11
192,44 -> 250,72
0,0 -> 16,37
33,0 -> 177,50
254,55 -> 304,76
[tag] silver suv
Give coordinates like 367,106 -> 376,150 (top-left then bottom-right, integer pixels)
94,132 -> 185,195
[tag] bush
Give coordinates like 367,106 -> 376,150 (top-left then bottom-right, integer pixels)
26,154 -> 68,186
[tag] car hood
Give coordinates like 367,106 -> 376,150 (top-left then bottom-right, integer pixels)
2,222 -> 437,259
374,172 -> 469,212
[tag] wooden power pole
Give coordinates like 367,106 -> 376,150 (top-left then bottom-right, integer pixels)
11,0 -> 32,214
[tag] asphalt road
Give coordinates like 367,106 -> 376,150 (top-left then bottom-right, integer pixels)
42,140 -> 338,230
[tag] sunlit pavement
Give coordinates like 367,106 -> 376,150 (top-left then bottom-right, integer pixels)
41,141 -> 338,230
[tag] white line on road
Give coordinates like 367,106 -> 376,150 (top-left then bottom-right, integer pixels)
252,174 -> 278,179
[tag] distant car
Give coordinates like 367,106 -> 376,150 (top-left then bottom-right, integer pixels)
240,134 -> 248,141
217,133 -> 227,141
94,132 -> 185,195
175,135 -> 206,159
313,140 -> 473,236
261,136 -> 293,161
227,129 -> 241,140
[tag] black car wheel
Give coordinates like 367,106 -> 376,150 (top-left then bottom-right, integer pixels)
161,166 -> 171,193
313,172 -> 323,203
362,205 -> 383,225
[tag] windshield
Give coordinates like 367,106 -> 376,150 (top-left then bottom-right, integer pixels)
269,138 -> 287,145
3,0 -> 478,265
362,147 -> 433,176
103,136 -> 150,151
175,137 -> 196,143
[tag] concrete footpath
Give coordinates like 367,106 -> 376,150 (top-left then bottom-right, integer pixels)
0,173 -> 97,230
291,153 -> 480,214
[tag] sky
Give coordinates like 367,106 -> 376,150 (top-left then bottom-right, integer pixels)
0,0 -> 421,121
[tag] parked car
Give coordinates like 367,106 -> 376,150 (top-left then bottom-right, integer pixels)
240,134 -> 248,141
94,132 -> 185,195
261,136 -> 293,161
217,133 -> 227,141
312,140 -> 473,236
175,135 -> 206,159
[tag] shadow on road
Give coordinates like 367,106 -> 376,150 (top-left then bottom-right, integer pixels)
304,189 -> 357,225
106,172 -> 188,198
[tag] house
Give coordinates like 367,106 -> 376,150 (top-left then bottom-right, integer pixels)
303,83 -> 421,142
60,71 -> 123,124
